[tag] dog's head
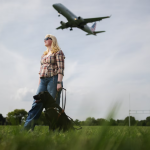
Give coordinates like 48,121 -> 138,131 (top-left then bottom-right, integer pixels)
33,91 -> 55,106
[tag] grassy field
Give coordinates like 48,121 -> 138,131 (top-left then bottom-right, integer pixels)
0,126 -> 150,150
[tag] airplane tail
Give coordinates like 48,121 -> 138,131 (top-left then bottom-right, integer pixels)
91,22 -> 97,32
86,22 -> 105,35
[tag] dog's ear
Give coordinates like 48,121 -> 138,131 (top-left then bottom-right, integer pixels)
33,94 -> 40,100
38,92 -> 47,104
39,91 -> 48,101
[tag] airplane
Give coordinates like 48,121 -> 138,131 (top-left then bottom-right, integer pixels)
53,3 -> 110,36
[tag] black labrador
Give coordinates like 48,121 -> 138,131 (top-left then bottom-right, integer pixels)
33,91 -> 74,132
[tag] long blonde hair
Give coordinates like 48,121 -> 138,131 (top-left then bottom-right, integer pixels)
43,34 -> 61,55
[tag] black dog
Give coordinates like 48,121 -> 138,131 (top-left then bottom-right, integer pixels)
33,91 -> 75,132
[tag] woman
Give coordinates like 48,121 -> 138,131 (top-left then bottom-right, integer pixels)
24,34 -> 65,131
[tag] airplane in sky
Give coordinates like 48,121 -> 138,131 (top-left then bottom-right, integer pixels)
53,3 -> 110,36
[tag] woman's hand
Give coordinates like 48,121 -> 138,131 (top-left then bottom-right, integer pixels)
57,83 -> 62,91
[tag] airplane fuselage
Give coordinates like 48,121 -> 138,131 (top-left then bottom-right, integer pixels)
53,3 -> 93,34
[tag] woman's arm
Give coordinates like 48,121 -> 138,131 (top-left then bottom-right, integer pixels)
57,74 -> 63,91
58,73 -> 63,82
56,50 -> 65,91
56,50 -> 65,76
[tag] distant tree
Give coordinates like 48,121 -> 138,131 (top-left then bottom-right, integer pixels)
146,116 -> 150,126
146,116 -> 150,122
74,119 -> 81,125
80,121 -> 85,126
137,120 -> 146,126
97,118 -> 109,126
7,109 -> 27,125
146,122 -> 150,126
0,114 -> 3,124
117,120 -> 124,126
135,120 -> 139,126
85,117 -> 96,126
0,114 -> 5,125
124,116 -> 136,126
109,118 -> 117,126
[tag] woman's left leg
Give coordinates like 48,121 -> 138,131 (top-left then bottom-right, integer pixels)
24,78 -> 47,131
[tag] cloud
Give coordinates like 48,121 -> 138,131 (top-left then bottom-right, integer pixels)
11,87 -> 36,102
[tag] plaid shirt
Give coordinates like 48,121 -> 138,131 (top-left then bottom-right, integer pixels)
39,50 -> 65,77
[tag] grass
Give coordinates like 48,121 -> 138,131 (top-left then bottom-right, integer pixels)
1,126 -> 150,150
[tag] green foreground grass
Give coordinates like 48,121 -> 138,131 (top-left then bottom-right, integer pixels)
1,126 -> 150,150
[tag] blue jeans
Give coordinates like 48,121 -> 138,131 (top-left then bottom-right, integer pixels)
24,74 -> 63,130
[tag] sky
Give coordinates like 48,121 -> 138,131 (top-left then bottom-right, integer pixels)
0,0 -> 150,121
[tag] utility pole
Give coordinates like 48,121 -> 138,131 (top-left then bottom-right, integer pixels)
129,93 -> 130,127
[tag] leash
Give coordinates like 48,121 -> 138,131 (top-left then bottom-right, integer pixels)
67,115 -> 82,130
55,87 -> 66,111
62,88 -> 66,111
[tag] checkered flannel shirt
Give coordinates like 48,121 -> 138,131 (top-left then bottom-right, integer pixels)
39,50 -> 65,78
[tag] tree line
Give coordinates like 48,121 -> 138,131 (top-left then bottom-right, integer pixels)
0,109 -> 150,126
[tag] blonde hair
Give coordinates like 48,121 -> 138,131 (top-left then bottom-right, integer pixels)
43,34 -> 61,55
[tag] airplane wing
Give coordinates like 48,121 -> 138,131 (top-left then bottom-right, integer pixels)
83,16 -> 110,23
56,22 -> 77,30
56,26 -> 67,30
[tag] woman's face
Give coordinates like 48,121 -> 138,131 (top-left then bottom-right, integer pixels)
44,37 -> 52,47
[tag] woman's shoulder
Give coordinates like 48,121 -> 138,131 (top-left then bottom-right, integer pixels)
56,50 -> 65,55
55,50 -> 65,59
56,49 -> 64,54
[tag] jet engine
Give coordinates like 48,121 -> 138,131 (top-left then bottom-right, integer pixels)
60,21 -> 66,27
77,16 -> 84,23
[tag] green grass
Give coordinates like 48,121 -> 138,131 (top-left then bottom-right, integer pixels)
1,126 -> 150,150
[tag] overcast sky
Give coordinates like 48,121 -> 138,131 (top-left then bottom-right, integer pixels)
0,0 -> 150,121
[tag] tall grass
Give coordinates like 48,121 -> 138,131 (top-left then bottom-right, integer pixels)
1,126 -> 150,150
